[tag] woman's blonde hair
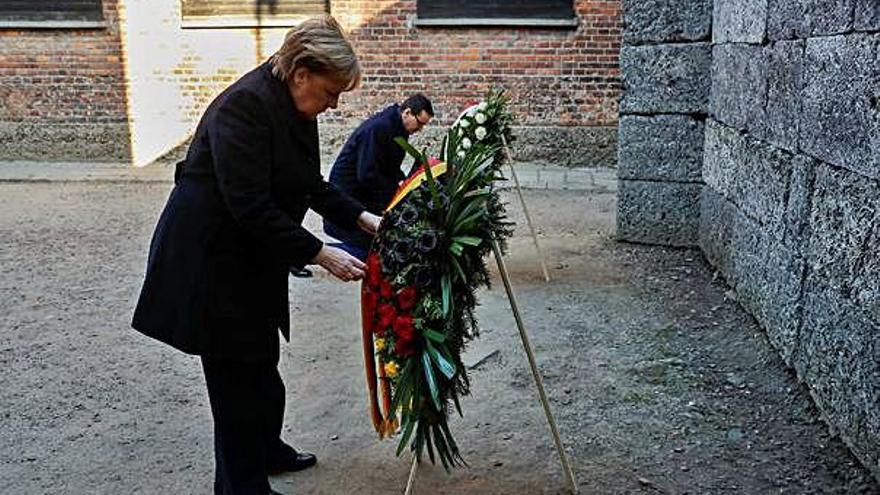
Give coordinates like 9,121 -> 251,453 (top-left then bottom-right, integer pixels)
270,15 -> 361,91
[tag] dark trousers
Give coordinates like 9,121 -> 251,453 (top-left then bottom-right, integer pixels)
201,355 -> 285,495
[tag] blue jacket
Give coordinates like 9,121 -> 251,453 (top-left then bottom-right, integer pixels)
324,104 -> 408,247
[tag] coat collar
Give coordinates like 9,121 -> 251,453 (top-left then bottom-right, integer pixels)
259,62 -> 319,160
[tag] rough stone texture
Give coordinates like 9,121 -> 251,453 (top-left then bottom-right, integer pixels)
702,119 -> 800,238
699,188 -> 807,366
709,44 -> 767,134
799,282 -> 880,481
801,34 -> 880,180
617,179 -> 700,246
755,40 -> 804,152
617,115 -> 704,182
0,122 -> 131,162
806,165 -> 880,321
620,43 -> 712,114
855,0 -> 880,31
713,0 -> 768,43
622,0 -> 712,44
768,0 -> 857,39
502,126 -> 619,168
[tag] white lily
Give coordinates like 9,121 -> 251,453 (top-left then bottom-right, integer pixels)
459,118 -> 470,128
457,150 -> 466,159
461,137 -> 472,149
475,126 -> 487,141
474,112 -> 487,124
478,101 -> 487,111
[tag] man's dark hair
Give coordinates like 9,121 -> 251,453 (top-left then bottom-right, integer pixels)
401,93 -> 434,117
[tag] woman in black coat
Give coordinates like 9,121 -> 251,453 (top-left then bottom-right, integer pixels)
132,16 -> 377,495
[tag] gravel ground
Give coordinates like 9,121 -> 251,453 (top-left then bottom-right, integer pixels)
0,179 -> 877,494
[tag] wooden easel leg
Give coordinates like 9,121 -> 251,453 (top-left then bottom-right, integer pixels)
492,239 -> 579,494
501,135 -> 551,283
403,455 -> 418,495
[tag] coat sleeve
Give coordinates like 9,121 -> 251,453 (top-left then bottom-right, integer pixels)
208,88 -> 323,268
308,176 -> 366,231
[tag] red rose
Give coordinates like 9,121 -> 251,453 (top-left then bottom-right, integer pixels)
396,286 -> 418,311
380,279 -> 394,299
393,315 -> 419,357
366,253 -> 382,288
376,303 -> 396,334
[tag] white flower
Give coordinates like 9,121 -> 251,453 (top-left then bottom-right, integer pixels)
461,137 -> 472,149
459,118 -> 470,128
477,101 -> 487,111
457,150 -> 466,159
474,112 -> 487,124
475,126 -> 487,141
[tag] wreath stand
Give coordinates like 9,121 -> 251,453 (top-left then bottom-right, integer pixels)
401,239 -> 577,494
501,135 -> 551,283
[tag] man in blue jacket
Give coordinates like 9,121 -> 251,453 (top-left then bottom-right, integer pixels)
323,94 -> 434,261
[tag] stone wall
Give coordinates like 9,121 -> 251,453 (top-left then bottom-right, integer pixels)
616,0 -> 712,245
702,0 -> 879,479
618,0 -> 880,480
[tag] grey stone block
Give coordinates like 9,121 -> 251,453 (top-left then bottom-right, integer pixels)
799,282 -> 880,481
801,34 -> 880,180
701,186 -> 809,368
807,164 -> 880,320
617,179 -> 700,246
768,0 -> 856,39
756,40 -> 804,152
620,43 -> 712,114
623,0 -> 712,44
618,115 -> 704,182
710,44 -> 767,134
855,0 -> 880,31
699,186 -> 737,276
702,119 -> 795,237
0,121 -> 131,162
713,0 -> 768,43
702,119 -> 741,199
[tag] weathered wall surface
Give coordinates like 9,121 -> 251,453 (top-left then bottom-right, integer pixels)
618,0 -> 880,480
2,0 -> 622,166
0,1 -> 130,161
616,0 -> 712,245
701,0 -> 879,479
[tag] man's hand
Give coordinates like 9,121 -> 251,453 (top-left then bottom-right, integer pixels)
357,211 -> 382,235
311,245 -> 366,282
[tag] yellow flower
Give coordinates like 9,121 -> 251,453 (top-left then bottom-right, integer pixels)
384,361 -> 399,377
375,338 -> 385,352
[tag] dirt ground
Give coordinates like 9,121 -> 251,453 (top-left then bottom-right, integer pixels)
1,178 -> 878,495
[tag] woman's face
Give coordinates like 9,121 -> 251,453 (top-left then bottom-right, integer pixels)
288,67 -> 350,120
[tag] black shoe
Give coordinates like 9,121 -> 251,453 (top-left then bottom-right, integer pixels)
290,267 -> 313,278
268,444 -> 317,474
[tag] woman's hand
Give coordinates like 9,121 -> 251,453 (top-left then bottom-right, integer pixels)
357,211 -> 382,235
311,245 -> 366,282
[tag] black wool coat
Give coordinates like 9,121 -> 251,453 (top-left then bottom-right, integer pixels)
132,62 -> 363,362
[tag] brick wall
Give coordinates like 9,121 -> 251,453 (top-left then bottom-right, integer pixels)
0,1 -> 130,161
1,0 -> 622,166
